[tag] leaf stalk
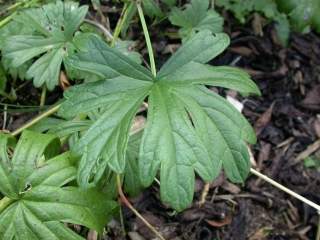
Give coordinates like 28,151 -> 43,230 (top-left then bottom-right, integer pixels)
136,2 -> 157,77
40,86 -> 47,108
111,3 -> 129,47
116,175 -> 165,240
11,104 -> 61,137
250,168 -> 320,212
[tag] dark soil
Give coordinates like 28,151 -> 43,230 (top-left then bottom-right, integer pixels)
1,2 -> 320,240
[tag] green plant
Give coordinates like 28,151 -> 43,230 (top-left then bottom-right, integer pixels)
0,130 -> 117,239
1,1 -> 88,90
117,0 -> 177,38
169,0 -> 224,41
0,0 -> 261,237
216,0 -> 290,45
217,0 -> 320,45
304,156 -> 320,171
276,0 -> 320,33
2,1 -> 320,239
57,26 -> 260,210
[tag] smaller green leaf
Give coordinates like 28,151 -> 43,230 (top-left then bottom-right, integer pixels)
304,156 -> 320,171
284,0 -> 318,32
3,36 -> 62,68
143,0 -> 164,18
26,152 -> 77,187
26,48 -> 64,90
114,40 -> 142,64
162,0 -> 177,7
0,130 -> 118,239
274,14 -> 290,45
22,186 -> 116,233
2,1 -> 89,90
169,0 -> 223,40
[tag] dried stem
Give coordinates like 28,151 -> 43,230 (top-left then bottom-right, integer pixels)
11,104 -> 61,137
116,175 -> 165,240
250,168 -> 320,212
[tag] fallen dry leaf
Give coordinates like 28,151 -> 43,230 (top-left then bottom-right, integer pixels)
205,214 -> 232,228
254,102 -> 275,136
294,139 -> 320,163
301,85 -> 320,110
229,46 -> 253,57
313,117 -> 320,138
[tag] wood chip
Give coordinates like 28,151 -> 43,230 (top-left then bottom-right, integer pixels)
294,139 -> 320,162
254,102 -> 275,136
205,214 -> 232,228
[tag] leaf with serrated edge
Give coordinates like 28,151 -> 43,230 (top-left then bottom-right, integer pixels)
2,1 -> 88,90
160,61 -> 261,96
59,31 -> 259,211
0,130 -> 117,238
169,0 -> 223,40
158,31 -> 230,78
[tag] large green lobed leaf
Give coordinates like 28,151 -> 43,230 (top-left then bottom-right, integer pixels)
0,131 -> 117,239
2,1 -> 88,90
59,30 -> 260,211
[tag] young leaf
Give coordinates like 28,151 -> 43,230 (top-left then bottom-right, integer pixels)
143,0 -> 164,18
59,30 -> 259,211
169,0 -> 224,41
0,130 -> 117,239
2,1 -> 88,90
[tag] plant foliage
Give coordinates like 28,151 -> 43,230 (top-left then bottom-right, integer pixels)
0,130 -> 117,239
216,0 -> 290,44
276,0 -> 320,33
2,1 -> 88,90
58,30 -> 260,210
217,0 -> 320,45
169,0 -> 224,41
